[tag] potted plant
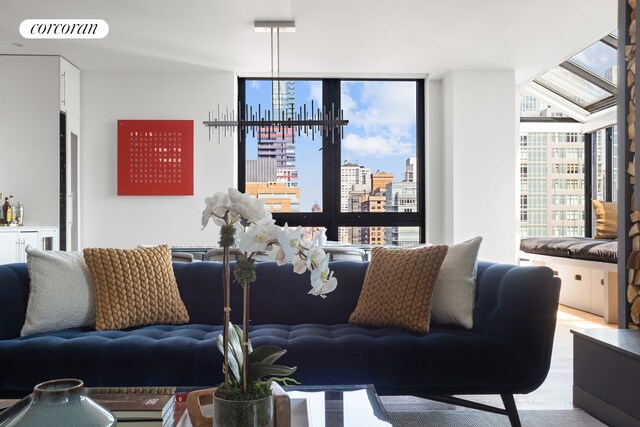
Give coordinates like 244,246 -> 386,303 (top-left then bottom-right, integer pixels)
201,188 -> 337,427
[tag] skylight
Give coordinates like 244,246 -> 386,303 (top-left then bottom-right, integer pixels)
536,66 -> 611,108
531,34 -> 617,115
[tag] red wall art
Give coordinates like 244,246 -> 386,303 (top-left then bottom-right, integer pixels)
117,120 -> 194,196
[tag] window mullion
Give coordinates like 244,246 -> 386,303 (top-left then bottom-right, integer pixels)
584,132 -> 593,237
605,127 -> 613,202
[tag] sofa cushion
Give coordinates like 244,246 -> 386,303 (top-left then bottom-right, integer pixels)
349,245 -> 448,333
592,199 -> 617,239
21,246 -> 95,336
0,324 -> 531,396
83,245 -> 189,331
430,236 -> 482,329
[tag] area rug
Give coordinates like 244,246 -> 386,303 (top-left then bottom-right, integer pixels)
386,409 -> 606,427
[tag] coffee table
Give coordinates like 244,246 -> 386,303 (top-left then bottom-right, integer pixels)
284,384 -> 391,427
0,384 -> 391,427
174,384 -> 391,427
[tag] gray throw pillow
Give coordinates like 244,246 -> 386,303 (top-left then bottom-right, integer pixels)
21,246 -> 95,336
430,236 -> 482,329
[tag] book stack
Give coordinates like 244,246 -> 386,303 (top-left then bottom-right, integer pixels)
92,393 -> 175,427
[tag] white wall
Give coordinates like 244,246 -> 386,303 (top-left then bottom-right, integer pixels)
426,79 -> 444,244
0,56 -> 60,227
82,70 -> 236,248
433,70 -> 518,263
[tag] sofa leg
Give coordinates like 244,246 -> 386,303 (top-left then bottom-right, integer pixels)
500,394 -> 522,427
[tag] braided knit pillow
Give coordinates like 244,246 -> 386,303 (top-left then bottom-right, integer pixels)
349,245 -> 448,334
83,245 -> 189,331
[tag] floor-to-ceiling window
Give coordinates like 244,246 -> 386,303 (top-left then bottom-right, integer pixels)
239,78 -> 425,246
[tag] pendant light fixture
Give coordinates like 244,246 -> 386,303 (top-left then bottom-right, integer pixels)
203,20 -> 348,143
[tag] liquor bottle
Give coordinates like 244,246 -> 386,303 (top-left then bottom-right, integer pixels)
0,193 -> 3,224
8,196 -> 14,224
2,197 -> 12,224
15,202 -> 24,226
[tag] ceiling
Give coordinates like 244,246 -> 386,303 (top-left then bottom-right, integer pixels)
0,0 -> 616,84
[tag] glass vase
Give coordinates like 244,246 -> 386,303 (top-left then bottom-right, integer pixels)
213,394 -> 273,427
5,378 -> 116,427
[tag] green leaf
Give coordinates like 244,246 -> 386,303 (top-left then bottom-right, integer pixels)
247,362 -> 297,384
217,328 -> 241,384
248,345 -> 287,365
229,324 -> 245,373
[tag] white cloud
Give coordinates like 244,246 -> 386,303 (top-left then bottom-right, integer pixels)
343,134 -> 413,158
341,81 -> 417,158
249,80 -> 260,89
308,81 -> 322,106
342,81 -> 416,137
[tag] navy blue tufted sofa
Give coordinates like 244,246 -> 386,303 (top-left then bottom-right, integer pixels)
0,260 -> 560,425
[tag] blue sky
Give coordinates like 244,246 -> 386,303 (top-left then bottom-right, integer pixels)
246,80 -> 417,211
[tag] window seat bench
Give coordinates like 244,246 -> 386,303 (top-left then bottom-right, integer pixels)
520,237 -> 618,324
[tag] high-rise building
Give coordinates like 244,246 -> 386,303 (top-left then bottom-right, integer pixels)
360,194 -> 387,245
404,157 -> 416,183
385,181 -> 419,246
245,182 -> 300,213
520,90 -> 585,238
371,170 -> 393,195
605,66 -> 618,85
257,81 -> 298,188
246,158 -> 277,183
340,162 -> 371,211
339,162 -> 371,242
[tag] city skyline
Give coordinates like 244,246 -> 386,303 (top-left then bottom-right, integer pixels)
245,80 -> 418,211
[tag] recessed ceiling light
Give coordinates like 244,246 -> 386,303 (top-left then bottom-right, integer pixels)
12,42 -> 24,47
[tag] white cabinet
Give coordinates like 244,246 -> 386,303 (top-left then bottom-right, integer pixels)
555,264 -> 591,313
17,231 -> 39,262
590,269 -> 606,317
519,252 -> 618,323
0,227 -> 58,264
0,232 -> 19,265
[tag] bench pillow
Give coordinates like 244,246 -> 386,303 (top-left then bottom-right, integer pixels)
592,199 -> 617,239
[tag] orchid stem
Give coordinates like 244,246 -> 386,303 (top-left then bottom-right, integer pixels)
222,215 -> 231,386
242,281 -> 249,394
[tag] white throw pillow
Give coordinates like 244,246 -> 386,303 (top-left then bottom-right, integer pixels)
21,246 -> 95,336
430,236 -> 482,329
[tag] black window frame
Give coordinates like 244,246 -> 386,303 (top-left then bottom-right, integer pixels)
237,77 -> 426,243
584,125 -> 615,237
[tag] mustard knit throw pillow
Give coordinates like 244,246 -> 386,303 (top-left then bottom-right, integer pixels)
592,199 -> 617,239
349,245 -> 448,334
83,245 -> 189,331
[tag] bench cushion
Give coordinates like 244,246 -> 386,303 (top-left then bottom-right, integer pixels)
520,237 -> 617,263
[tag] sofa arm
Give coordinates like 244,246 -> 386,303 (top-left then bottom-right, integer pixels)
473,263 -> 561,390
0,264 -> 30,340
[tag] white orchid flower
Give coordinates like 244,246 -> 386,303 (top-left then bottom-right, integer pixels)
277,224 -> 303,264
228,187 -> 266,224
309,255 -> 337,297
256,212 -> 280,241
237,222 -> 273,254
306,246 -> 328,271
273,245 -> 287,266
293,256 -> 308,274
202,188 -> 338,298
202,192 -> 234,227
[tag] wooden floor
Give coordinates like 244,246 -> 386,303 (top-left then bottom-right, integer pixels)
381,305 -> 616,411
